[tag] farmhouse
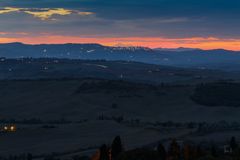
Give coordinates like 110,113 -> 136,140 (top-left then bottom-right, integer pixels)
0,124 -> 16,132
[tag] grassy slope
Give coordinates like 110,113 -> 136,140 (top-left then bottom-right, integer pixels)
0,79 -> 240,122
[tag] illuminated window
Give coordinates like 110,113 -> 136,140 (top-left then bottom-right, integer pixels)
10,126 -> 15,131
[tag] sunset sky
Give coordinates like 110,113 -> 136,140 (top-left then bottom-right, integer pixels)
1,0 -> 240,50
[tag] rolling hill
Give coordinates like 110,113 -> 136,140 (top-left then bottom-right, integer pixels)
0,58 -> 238,84
1,43 -> 240,71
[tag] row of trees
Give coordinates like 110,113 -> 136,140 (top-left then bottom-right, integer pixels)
1,136 -> 239,160
94,136 -> 240,160
91,136 -> 123,160
93,137 -> 204,160
0,118 -> 88,125
0,154 -> 33,160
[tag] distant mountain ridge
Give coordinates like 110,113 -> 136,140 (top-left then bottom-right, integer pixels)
1,42 -> 240,71
154,47 -> 200,52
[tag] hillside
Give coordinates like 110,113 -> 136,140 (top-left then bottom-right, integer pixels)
1,79 -> 240,156
1,79 -> 240,122
1,43 -> 240,71
0,58 -> 238,84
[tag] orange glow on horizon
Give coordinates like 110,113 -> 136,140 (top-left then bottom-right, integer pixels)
1,35 -> 240,51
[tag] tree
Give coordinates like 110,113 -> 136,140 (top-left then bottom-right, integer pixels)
99,144 -> 109,160
230,136 -> 238,151
211,146 -> 217,158
111,136 -> 123,160
27,154 -> 33,160
157,143 -> 166,160
168,139 -> 181,160
183,144 -> 191,160
90,150 -> 100,160
194,145 -> 204,159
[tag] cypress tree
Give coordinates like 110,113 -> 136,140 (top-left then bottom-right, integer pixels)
100,144 -> 109,160
111,136 -> 123,160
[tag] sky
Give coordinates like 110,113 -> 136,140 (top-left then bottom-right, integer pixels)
0,0 -> 240,50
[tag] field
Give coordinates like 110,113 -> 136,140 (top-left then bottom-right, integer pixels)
1,79 -> 240,122
0,79 -> 240,156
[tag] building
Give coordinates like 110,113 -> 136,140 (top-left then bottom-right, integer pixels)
224,145 -> 233,154
0,124 -> 17,132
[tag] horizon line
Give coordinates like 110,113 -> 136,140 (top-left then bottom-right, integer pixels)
0,41 -> 238,52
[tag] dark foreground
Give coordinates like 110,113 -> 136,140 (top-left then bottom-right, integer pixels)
0,79 -> 240,160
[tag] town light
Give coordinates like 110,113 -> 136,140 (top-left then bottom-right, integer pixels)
4,126 -> 8,130
2,125 -> 16,132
